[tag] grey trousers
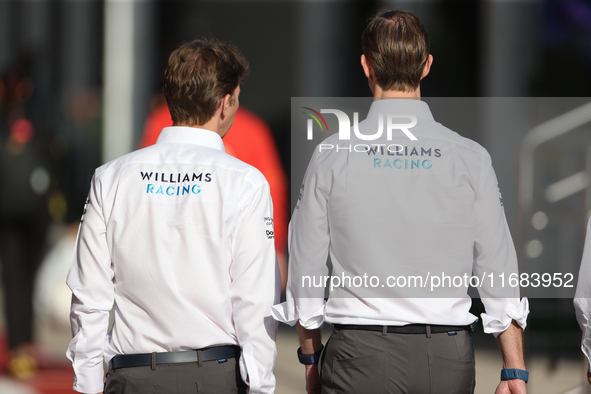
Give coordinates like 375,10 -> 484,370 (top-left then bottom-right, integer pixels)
104,357 -> 247,394
320,327 -> 475,394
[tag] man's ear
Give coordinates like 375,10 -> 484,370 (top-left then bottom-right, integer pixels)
361,54 -> 373,80
220,93 -> 232,118
420,54 -> 433,80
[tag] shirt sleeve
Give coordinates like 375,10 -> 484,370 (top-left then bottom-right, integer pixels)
472,162 -> 529,337
230,178 -> 279,394
575,218 -> 591,371
66,174 -> 114,393
272,148 -> 329,330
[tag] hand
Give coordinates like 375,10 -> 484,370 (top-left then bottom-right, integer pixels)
495,379 -> 527,394
304,363 -> 322,394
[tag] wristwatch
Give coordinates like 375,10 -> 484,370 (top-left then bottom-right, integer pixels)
500,368 -> 529,383
297,345 -> 324,365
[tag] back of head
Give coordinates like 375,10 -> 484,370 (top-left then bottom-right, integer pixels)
163,38 -> 249,126
362,10 -> 430,93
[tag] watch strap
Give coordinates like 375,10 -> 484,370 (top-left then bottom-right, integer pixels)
297,345 -> 324,365
500,368 -> 529,383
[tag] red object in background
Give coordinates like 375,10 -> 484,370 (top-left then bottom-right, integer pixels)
10,118 -> 34,144
140,104 -> 288,255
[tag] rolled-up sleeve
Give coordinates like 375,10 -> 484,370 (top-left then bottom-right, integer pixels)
271,293 -> 326,330
230,179 -> 279,394
66,174 -> 114,394
575,218 -> 591,370
473,162 -> 529,337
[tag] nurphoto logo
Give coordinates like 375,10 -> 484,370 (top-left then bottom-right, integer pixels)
303,107 -> 418,142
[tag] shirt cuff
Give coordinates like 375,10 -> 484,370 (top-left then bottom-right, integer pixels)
72,364 -> 105,394
481,297 -> 529,338
271,298 -> 325,329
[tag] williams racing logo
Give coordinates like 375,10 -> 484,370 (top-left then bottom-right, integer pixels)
140,171 -> 212,197
368,145 -> 442,171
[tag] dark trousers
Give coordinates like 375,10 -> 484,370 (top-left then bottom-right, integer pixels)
320,327 -> 475,394
105,357 -> 247,394
0,216 -> 47,349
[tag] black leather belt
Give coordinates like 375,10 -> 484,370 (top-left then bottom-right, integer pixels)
334,323 -> 476,334
110,346 -> 240,370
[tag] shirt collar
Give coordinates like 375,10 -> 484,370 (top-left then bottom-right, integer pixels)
155,126 -> 225,152
366,98 -> 434,121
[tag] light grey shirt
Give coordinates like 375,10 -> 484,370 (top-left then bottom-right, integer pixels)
273,99 -> 528,336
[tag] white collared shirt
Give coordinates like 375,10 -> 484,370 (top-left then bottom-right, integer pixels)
272,99 -> 528,335
67,127 -> 279,394
575,218 -> 591,371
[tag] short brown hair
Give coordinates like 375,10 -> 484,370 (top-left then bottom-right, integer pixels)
163,39 -> 249,126
362,10 -> 430,92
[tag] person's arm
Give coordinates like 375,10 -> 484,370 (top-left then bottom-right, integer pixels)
473,162 -> 529,331
494,321 -> 527,394
574,218 -> 591,384
66,173 -> 114,394
296,322 -> 323,394
575,294 -> 591,385
473,161 -> 529,330
471,159 -> 528,393
272,143 -> 330,327
289,149 -> 330,393
271,146 -> 330,393
230,177 -> 279,394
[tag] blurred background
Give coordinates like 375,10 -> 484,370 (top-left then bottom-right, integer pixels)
0,0 -> 590,393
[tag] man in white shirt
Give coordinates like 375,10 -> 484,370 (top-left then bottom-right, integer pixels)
67,39 -> 279,394
273,10 -> 529,394
575,217 -> 591,385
